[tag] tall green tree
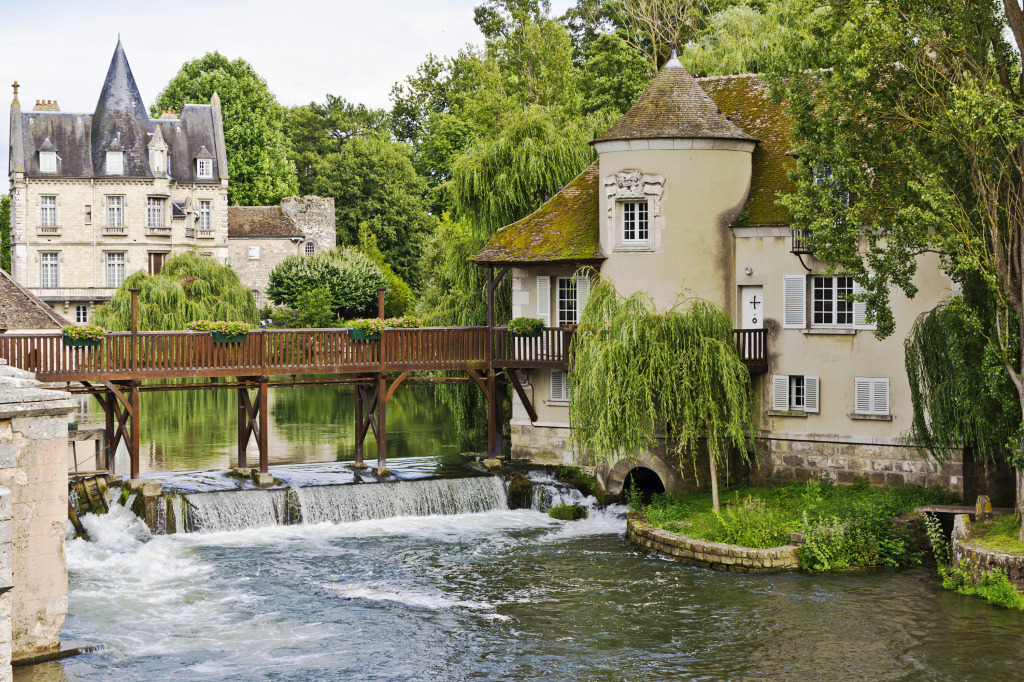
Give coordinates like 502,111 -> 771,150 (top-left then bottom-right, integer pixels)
266,247 -> 387,320
152,52 -> 298,206
776,0 -> 1024,523
284,95 -> 390,195
570,275 -> 755,511
94,252 -> 257,331
311,136 -> 434,286
0,195 -> 9,273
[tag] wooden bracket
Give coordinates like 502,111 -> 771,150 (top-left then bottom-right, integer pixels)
505,370 -> 538,422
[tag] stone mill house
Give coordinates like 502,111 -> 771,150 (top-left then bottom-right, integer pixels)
473,53 -> 990,499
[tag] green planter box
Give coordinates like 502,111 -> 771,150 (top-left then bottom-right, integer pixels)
212,331 -> 247,343
62,334 -> 101,347
511,329 -> 543,338
348,329 -> 381,341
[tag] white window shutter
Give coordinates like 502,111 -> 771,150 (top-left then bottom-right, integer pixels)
853,282 -> 875,329
804,376 -> 820,413
855,377 -> 872,414
536,276 -> 551,326
783,276 -> 806,328
550,370 -> 567,402
872,378 -> 889,414
772,375 -> 790,411
575,273 -> 590,322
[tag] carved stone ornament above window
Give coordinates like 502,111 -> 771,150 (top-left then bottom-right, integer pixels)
603,170 -> 666,220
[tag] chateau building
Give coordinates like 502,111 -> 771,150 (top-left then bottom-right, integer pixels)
7,40 -> 230,322
474,52 -> 981,497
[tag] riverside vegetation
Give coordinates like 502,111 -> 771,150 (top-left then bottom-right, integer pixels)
632,478 -> 956,570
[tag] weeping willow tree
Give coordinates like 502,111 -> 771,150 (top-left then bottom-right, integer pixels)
569,275 -> 756,511
905,295 -> 1020,471
94,252 -> 257,331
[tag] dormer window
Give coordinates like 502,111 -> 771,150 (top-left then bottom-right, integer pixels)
40,151 -> 57,173
150,149 -> 164,174
106,151 -> 124,175
197,158 -> 212,179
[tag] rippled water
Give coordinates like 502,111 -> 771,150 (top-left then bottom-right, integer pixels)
17,495 -> 1024,682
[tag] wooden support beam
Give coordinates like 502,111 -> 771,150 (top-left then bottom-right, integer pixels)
236,377 -> 271,473
258,377 -> 269,473
100,379 -> 140,479
376,373 -> 388,471
486,368 -> 499,458
505,370 -> 538,422
237,385 -> 249,469
384,371 -> 411,404
354,381 -> 365,467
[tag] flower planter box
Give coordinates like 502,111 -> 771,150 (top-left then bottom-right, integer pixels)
348,329 -> 381,341
511,329 -> 543,338
212,331 -> 247,343
62,334 -> 101,347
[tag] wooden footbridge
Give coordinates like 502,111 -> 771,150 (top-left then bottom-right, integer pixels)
0,292 -> 768,480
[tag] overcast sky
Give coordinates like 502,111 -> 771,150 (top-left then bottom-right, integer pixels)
2,0 -> 574,178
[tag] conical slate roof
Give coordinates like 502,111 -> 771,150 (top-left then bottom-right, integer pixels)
594,53 -> 753,143
91,39 -> 153,175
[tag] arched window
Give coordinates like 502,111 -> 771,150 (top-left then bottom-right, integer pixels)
304,242 -> 315,255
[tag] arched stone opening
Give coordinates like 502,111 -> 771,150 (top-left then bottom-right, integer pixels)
622,467 -> 666,505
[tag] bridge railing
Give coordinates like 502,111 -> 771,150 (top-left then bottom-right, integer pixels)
491,326 -> 573,369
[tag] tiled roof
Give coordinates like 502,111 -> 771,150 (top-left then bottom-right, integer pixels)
0,270 -> 68,331
227,206 -> 303,238
594,55 -> 753,143
699,74 -> 795,226
472,163 -> 605,265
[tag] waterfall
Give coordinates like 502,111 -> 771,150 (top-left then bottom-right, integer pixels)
123,493 -> 137,510
184,489 -> 287,533
171,496 -> 184,535
529,482 -> 587,512
294,477 -> 507,525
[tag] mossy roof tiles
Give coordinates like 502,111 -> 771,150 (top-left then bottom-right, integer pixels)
0,270 -> 68,331
472,163 -> 605,265
699,74 -> 795,226
594,58 -> 753,143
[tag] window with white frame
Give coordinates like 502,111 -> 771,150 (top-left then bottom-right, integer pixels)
147,198 -> 165,227
812,275 -> 854,327
106,151 -> 123,175
150,149 -> 164,173
40,151 -> 56,173
550,370 -> 569,403
107,196 -> 123,227
197,158 -> 212,179
557,277 -> 577,326
621,201 -> 649,242
40,196 -> 57,227
854,377 -> 890,415
106,252 -> 126,288
40,252 -> 58,288
304,242 -> 315,255
248,246 -> 260,260
199,200 -> 212,231
75,305 -> 88,323
771,374 -> 819,413
782,275 -> 874,330
253,290 -> 261,306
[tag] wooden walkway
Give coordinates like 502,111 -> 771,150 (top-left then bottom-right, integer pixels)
0,326 -> 767,479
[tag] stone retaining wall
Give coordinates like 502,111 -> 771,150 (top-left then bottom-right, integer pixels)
951,514 -> 1024,590
626,512 -> 800,573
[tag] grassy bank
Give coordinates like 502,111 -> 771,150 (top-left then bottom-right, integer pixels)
634,478 -> 957,570
973,515 -> 1024,554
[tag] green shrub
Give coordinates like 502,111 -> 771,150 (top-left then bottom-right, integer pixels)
941,561 -> 1024,610
267,247 -> 386,319
548,503 -> 588,521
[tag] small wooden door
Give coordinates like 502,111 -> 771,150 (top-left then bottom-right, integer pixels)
148,252 -> 167,275
739,285 -> 764,329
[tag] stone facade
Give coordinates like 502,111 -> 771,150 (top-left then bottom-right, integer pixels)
627,512 -> 800,573
0,361 -> 74,660
0,489 -> 12,682
752,437 -> 962,493
8,41 -> 230,323
227,196 -> 336,307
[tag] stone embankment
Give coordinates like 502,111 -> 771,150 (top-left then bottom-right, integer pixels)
626,512 -> 800,573
950,513 -> 1024,590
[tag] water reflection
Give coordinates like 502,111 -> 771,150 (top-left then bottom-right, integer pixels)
75,380 -> 470,475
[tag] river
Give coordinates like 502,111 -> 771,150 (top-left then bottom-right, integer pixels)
20,384 -> 1024,680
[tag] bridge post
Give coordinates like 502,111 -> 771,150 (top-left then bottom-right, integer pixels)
236,384 -> 248,469
128,380 -> 140,480
258,377 -> 269,474
353,381 -> 365,468
375,373 -> 388,474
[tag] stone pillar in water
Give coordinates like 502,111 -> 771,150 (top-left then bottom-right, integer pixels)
0,360 -> 75,661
